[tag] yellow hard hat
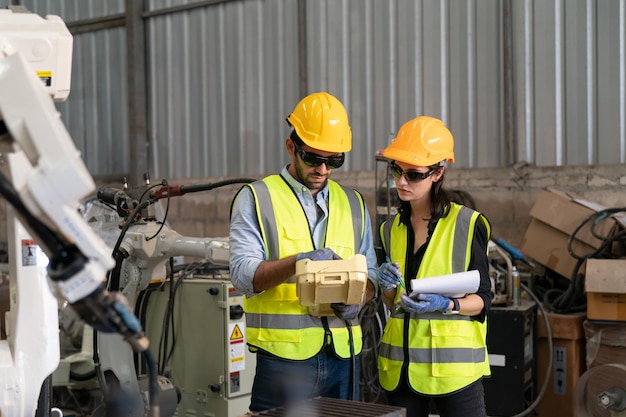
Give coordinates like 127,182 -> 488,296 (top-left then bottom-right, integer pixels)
383,116 -> 455,166
286,92 -> 352,153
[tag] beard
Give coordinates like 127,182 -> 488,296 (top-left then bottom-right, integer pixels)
294,160 -> 329,191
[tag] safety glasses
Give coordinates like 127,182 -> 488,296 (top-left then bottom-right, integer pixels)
390,162 -> 440,182
293,140 -> 345,169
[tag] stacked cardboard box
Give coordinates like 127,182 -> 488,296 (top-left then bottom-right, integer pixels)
520,188 -> 624,279
585,259 -> 626,321
535,311 -> 586,417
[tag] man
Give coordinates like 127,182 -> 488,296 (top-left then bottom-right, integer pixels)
229,92 -> 378,412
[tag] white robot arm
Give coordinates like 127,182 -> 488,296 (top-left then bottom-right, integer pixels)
0,9 -> 150,417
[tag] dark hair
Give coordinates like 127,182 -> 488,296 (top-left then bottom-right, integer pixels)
290,129 -> 304,146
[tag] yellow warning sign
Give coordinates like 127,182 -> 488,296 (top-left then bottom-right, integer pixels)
230,324 -> 243,340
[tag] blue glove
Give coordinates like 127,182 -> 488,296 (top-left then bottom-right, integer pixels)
296,248 -> 342,261
399,293 -> 451,314
377,262 -> 402,291
331,303 -> 360,320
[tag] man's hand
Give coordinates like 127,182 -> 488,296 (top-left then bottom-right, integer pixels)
296,248 -> 342,261
331,303 -> 360,320
399,293 -> 451,314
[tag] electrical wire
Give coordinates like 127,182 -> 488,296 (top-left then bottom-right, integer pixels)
145,179 -> 170,241
143,348 -> 160,417
156,261 -> 222,375
358,295 -> 387,404
175,178 -> 258,194
346,320 -> 356,401
109,199 -> 154,263
542,206 -> 626,313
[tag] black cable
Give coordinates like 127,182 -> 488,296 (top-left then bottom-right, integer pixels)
346,320 -> 356,401
358,296 -> 386,403
158,263 -> 205,374
157,259 -> 177,375
161,263 -> 182,375
177,178 -> 257,194
108,248 -> 129,292
135,280 -> 167,375
542,207 -> 626,313
138,183 -> 164,209
142,348 -> 160,417
109,198 -> 154,263
145,179 -> 170,241
162,262 -> 212,371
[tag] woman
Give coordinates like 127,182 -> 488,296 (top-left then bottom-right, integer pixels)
376,116 -> 492,417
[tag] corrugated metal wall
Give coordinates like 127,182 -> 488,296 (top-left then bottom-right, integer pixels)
15,0 -> 129,178
11,0 -> 626,182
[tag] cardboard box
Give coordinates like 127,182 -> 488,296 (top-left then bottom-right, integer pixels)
521,218 -> 594,280
535,311 -> 586,417
520,188 -> 624,279
585,259 -> 626,322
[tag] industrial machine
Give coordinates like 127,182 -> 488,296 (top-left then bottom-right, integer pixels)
0,7 -> 156,417
483,299 -> 538,416
52,177 -> 255,417
52,180 -> 246,416
0,7 -> 256,416
138,273 -> 256,417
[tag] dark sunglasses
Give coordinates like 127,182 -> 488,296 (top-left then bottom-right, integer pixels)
390,162 -> 440,182
293,140 -> 345,169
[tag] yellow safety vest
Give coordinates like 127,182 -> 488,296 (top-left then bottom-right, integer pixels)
243,175 -> 366,360
378,203 -> 491,395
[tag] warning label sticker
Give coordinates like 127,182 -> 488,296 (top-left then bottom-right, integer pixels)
22,240 -> 37,266
20,240 -> 48,267
230,324 -> 243,340
229,323 -> 246,372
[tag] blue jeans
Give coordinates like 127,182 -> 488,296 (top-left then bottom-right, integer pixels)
249,347 -> 361,412
386,378 -> 487,417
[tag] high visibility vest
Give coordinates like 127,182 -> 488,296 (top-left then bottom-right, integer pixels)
243,175 -> 366,360
377,203 -> 492,395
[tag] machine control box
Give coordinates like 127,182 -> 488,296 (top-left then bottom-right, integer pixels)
295,254 -> 368,316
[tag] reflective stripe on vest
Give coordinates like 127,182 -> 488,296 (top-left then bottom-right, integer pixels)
380,343 -> 487,364
378,203 -> 491,395
243,175 -> 365,359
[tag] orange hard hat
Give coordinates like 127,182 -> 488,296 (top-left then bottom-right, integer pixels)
286,92 -> 352,153
383,116 -> 455,166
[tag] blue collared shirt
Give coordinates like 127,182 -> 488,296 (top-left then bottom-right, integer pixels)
229,165 -> 378,298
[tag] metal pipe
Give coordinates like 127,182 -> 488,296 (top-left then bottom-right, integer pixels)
502,0 -> 516,165
297,0 -> 308,97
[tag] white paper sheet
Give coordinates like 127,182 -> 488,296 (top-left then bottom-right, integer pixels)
409,270 -> 480,298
